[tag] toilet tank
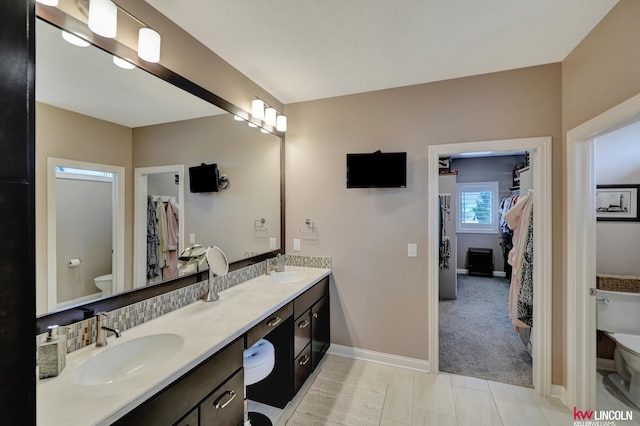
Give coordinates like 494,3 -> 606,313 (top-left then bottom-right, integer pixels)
596,289 -> 640,335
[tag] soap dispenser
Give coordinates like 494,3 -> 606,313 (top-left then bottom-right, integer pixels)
39,325 -> 66,379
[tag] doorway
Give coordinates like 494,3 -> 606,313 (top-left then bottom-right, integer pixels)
566,92 -> 640,410
427,137 -> 553,397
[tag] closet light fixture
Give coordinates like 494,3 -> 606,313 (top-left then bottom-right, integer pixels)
112,56 -> 136,69
62,31 -> 90,47
36,0 -> 59,6
88,0 -> 118,38
138,28 -> 161,63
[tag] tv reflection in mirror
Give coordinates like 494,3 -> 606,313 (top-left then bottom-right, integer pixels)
346,151 -> 407,188
189,163 -> 220,193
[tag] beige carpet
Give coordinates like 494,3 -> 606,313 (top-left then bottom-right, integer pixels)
286,370 -> 388,426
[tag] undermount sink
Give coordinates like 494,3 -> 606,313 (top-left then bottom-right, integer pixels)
74,333 -> 183,385
267,270 -> 306,284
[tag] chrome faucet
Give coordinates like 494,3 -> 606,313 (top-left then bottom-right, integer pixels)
265,254 -> 285,275
95,312 -> 121,347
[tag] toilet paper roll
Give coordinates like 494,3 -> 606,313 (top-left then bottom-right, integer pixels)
68,259 -> 81,267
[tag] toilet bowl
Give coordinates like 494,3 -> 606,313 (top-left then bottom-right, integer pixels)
94,274 -> 113,297
597,289 -> 640,408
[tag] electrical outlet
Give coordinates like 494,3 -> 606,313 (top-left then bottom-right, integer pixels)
189,233 -> 196,244
408,243 -> 417,257
293,239 -> 301,251
269,238 -> 277,249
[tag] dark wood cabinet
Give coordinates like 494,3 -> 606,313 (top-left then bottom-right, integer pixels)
468,247 -> 494,277
311,294 -> 330,370
199,370 -> 244,425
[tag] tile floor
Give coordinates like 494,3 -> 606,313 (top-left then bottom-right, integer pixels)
252,355 -> 640,425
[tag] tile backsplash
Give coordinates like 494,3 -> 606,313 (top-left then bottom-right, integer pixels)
37,255 -> 331,358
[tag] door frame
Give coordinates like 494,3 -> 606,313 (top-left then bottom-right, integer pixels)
566,92 -> 640,410
427,137 -> 553,396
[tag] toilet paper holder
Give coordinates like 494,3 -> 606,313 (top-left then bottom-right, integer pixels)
68,258 -> 82,267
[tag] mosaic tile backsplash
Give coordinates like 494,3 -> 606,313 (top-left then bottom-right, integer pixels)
37,255 -> 331,359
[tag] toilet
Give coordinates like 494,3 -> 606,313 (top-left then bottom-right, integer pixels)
243,339 -> 275,426
94,274 -> 113,297
596,289 -> 640,408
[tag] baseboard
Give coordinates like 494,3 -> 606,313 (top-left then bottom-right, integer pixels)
456,269 -> 506,278
551,384 -> 569,408
597,357 -> 616,372
326,344 -> 430,373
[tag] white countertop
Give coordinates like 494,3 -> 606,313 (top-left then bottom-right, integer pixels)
37,266 -> 330,426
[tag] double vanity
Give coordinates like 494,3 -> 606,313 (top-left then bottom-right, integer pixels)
37,266 -> 331,425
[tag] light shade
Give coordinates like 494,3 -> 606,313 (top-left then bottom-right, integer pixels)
113,56 -> 136,69
138,28 -> 161,63
88,0 -> 118,38
276,115 -> 287,132
36,0 -> 59,6
264,107 -> 277,126
251,99 -> 265,120
62,31 -> 90,47
233,115 -> 245,121
248,122 -> 258,128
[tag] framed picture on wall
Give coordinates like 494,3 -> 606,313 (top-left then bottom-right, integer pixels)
596,184 -> 640,221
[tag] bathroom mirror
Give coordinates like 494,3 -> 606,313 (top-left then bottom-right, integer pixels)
35,16 -> 282,317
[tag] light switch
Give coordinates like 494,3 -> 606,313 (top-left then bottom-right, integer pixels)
189,233 -> 196,244
293,239 -> 301,251
408,243 -> 417,257
269,238 -> 277,249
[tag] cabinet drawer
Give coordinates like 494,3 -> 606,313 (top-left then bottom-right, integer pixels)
113,338 -> 243,426
246,302 -> 293,348
294,310 -> 312,357
294,277 -> 329,319
174,407 -> 198,426
200,369 -> 244,426
294,343 -> 312,393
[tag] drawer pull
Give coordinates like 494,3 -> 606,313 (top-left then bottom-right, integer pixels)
298,319 -> 310,329
299,355 -> 310,366
213,389 -> 237,409
267,316 -> 282,327
313,312 -> 318,319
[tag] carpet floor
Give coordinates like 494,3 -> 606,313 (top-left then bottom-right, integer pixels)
439,274 -> 532,387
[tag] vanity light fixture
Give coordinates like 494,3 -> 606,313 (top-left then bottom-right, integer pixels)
61,31 -> 90,47
36,0 -> 59,6
88,0 -> 118,39
112,56 -> 136,69
251,97 -> 287,132
233,115 -> 245,121
138,27 -> 161,63
248,122 -> 258,128
260,128 -> 269,134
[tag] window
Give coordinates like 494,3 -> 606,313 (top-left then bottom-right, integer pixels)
456,181 -> 499,234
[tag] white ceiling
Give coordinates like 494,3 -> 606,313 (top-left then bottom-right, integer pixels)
146,0 -> 617,104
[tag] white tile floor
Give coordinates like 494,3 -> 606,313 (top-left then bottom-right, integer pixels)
249,355 -> 640,425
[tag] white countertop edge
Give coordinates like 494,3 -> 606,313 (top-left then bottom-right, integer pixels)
37,266 -> 331,426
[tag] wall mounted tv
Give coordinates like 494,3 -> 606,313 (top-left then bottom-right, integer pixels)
189,163 -> 219,193
346,151 -> 407,188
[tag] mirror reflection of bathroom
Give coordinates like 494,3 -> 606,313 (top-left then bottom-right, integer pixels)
48,158 -> 125,311
593,119 -> 640,412
438,149 -> 534,388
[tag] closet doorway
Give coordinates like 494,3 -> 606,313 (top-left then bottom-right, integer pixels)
427,137 -> 553,397
438,152 -> 533,387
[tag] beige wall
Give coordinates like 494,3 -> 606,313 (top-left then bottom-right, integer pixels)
285,64 -> 563,381
35,102 -> 133,315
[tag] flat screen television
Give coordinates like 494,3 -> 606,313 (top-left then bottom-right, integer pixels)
346,151 -> 407,188
189,163 -> 219,193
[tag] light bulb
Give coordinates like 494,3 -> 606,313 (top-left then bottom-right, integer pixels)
88,0 -> 117,38
138,28 -> 161,63
265,107 -> 277,126
252,99 -> 265,120
276,115 -> 287,132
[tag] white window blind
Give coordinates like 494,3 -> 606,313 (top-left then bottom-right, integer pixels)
456,181 -> 499,234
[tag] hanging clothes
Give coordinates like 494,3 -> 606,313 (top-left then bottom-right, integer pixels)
503,190 -> 533,330
146,195 -> 160,279
155,198 -> 170,269
163,197 -> 180,280
438,194 -> 452,269
517,207 -> 534,327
